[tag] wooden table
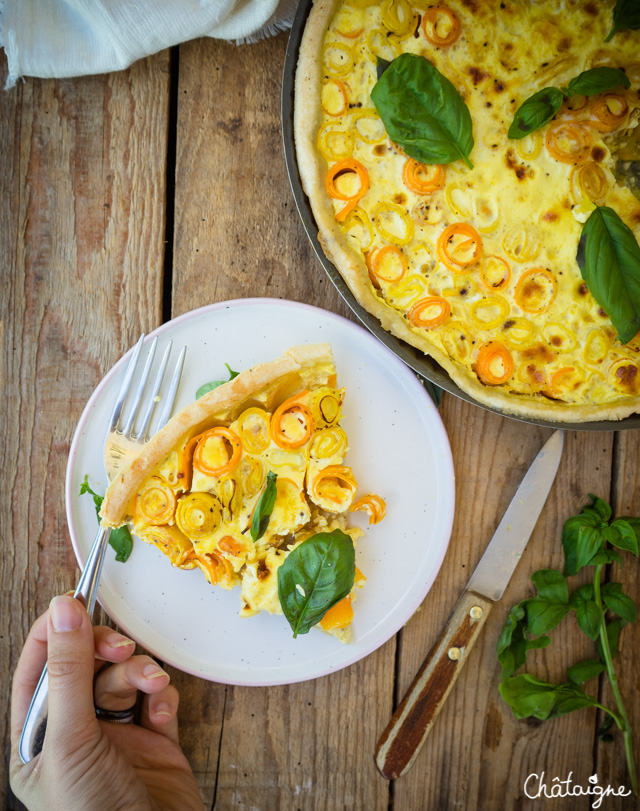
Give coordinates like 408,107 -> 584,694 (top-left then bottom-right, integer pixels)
2,31 -> 640,811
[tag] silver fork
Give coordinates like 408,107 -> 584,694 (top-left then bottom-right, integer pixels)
19,334 -> 186,764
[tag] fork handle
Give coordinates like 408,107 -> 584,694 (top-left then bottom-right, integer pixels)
18,526 -> 112,764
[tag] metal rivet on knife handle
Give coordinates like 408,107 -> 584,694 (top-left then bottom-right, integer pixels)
375,589 -> 493,780
470,605 -> 483,620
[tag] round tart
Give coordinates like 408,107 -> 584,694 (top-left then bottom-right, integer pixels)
294,0 -> 640,421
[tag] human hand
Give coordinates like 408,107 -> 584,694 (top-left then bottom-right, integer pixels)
10,596 -> 203,811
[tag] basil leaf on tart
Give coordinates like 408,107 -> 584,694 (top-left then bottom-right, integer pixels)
577,206 -> 640,344
563,67 -> 630,97
606,0 -> 640,41
278,529 -> 355,637
508,87 -> 564,139
371,53 -> 474,169
251,470 -> 278,542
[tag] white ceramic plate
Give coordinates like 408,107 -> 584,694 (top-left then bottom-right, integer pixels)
66,299 -> 455,686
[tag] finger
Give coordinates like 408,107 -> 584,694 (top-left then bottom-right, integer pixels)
140,684 -> 180,745
94,656 -> 169,711
46,596 -> 100,754
92,626 -> 136,669
10,610 -> 51,747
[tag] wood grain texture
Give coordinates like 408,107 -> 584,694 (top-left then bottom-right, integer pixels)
171,32 -> 393,809
0,52 -> 170,808
595,431 -> 640,808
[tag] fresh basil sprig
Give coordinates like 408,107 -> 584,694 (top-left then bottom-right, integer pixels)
371,53 -> 474,169
277,529 -> 355,637
606,0 -> 640,41
251,471 -> 278,542
508,87 -> 564,140
196,363 -> 239,399
508,67 -> 630,140
80,475 -> 133,562
577,206 -> 640,344
497,495 -> 639,794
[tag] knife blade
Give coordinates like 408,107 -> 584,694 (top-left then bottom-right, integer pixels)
375,429 -> 564,780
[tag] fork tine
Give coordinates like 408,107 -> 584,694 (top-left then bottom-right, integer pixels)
108,334 -> 145,432
156,345 -> 187,431
136,340 -> 173,440
121,336 -> 159,438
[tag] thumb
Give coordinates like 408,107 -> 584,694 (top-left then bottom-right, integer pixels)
46,596 -> 100,755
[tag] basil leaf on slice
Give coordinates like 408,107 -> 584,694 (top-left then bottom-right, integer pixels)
371,53 -> 474,169
196,363 -> 239,399
80,475 -> 133,562
606,0 -> 640,41
251,471 -> 278,542
278,529 -> 355,637
564,67 -> 630,98
577,206 -> 640,344
507,87 -> 564,140
376,56 -> 391,81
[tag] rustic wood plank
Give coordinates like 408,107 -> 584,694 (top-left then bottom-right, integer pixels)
595,430 -> 640,809
171,32 -> 393,809
0,53 -> 170,808
391,403 -> 615,810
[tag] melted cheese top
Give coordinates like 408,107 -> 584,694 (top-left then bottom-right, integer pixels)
316,0 -> 640,411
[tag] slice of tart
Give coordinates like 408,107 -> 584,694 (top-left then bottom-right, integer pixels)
100,343 -> 384,642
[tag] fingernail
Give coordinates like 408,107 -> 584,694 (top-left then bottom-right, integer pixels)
106,632 -> 135,649
50,597 -> 83,632
143,663 -> 168,680
154,701 -> 173,717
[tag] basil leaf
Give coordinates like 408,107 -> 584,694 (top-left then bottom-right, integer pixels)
80,475 -> 133,563
602,582 -> 638,623
577,206 -> 640,344
575,598 -> 602,641
570,583 -> 595,608
371,53 -> 474,168
586,494 -> 612,522
250,471 -> 278,542
507,87 -> 563,140
606,0 -> 640,41
525,600 -> 570,636
564,67 -> 630,97
531,569 -> 569,604
278,530 -> 355,637
577,525 -> 605,569
562,513 -> 599,576
376,56 -> 391,81
550,686 -> 600,718
609,519 -> 640,555
110,526 -> 134,563
567,658 -> 606,685
588,548 -> 623,566
496,603 -> 550,677
498,674 -> 563,720
196,363 -> 239,399
500,675 -> 598,721
80,475 -> 104,515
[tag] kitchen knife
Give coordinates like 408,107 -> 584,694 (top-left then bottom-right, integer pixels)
375,429 -> 564,780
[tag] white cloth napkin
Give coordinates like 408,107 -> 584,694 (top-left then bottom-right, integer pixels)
0,0 -> 299,88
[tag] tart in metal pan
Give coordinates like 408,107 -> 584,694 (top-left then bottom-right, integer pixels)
282,0 -> 640,430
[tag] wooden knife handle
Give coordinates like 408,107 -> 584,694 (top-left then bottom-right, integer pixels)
375,589 -> 493,779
